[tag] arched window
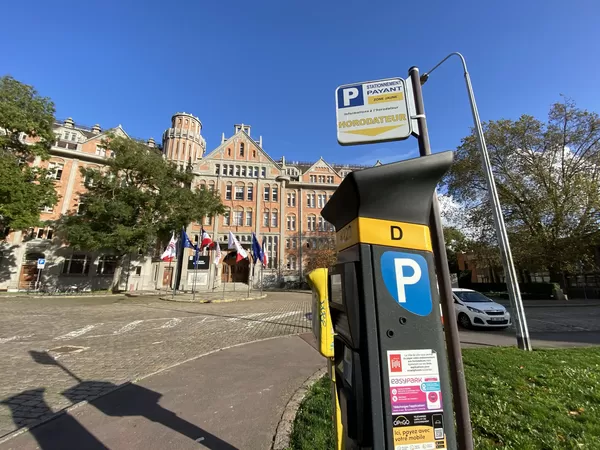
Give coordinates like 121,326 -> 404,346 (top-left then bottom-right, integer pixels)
235,182 -> 245,200
227,148 -> 231,156
271,209 -> 278,228
245,208 -> 253,226
306,191 -> 316,208
208,181 -> 215,191
233,207 -> 243,226
263,208 -> 270,227
287,214 -> 296,231
223,209 -> 231,226
247,183 -> 254,201
307,214 -> 317,231
264,184 -> 270,201
240,143 -> 245,157
287,255 -> 297,270
225,182 -> 233,200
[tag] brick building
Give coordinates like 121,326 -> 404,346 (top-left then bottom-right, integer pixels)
0,113 -> 372,292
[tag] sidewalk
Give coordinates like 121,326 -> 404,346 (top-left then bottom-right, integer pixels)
493,298 -> 600,308
0,334 -> 325,450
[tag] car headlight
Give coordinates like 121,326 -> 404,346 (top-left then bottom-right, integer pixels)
467,306 -> 484,314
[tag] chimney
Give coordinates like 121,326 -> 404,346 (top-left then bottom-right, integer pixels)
281,155 -> 286,166
64,117 -> 74,129
147,137 -> 156,148
221,132 -> 225,144
259,136 -> 263,147
91,124 -> 101,134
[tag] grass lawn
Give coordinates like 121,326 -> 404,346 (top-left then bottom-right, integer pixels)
289,347 -> 600,450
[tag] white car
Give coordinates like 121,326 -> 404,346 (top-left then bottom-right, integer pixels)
452,288 -> 511,329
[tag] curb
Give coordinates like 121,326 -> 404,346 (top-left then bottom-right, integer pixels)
0,334 -> 301,445
272,367 -> 328,450
159,293 -> 268,304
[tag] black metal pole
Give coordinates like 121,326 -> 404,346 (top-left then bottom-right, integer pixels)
409,66 -> 474,450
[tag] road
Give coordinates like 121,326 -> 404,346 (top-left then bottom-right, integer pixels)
0,292 -> 599,443
0,293 -> 312,438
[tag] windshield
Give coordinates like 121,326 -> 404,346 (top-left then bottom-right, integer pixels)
454,291 -> 493,303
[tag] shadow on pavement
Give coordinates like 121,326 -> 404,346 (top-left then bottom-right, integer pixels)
529,331 -> 600,346
0,351 -> 238,450
1,388 -> 109,450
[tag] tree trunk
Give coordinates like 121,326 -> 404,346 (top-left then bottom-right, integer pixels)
111,254 -> 127,293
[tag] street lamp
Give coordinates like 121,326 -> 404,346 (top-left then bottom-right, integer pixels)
421,52 -> 532,351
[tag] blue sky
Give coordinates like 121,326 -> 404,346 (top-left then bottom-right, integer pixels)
2,0 -> 599,166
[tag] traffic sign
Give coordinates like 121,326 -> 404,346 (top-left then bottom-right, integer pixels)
335,78 -> 412,145
37,258 -> 46,269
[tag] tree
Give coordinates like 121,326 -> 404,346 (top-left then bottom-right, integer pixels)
445,99 -> 600,284
305,248 -> 337,273
443,226 -> 468,273
56,136 -> 224,290
0,76 -> 58,231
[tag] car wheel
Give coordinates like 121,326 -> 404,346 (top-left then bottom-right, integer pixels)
458,313 -> 472,329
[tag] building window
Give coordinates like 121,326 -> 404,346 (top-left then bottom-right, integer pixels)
307,193 -> 315,208
287,215 -> 296,231
235,185 -> 244,200
223,210 -> 230,226
307,215 -> 316,231
203,216 -> 213,226
261,167 -> 266,178
287,255 -> 297,270
264,186 -> 270,201
240,143 -> 245,157
272,186 -> 278,202
208,181 -> 215,191
263,209 -> 270,227
317,194 -> 326,208
228,165 -> 234,176
271,211 -> 278,227
233,210 -> 243,226
253,150 -> 257,157
76,202 -> 86,215
286,239 -> 291,249
327,176 -> 334,183
235,166 -> 240,176
241,166 -> 246,177
253,167 -> 259,177
227,148 -> 231,156
310,175 -> 317,183
62,253 -> 91,275
225,185 -> 232,200
245,210 -> 252,226
48,162 -> 64,180
97,255 -> 118,275
292,238 -> 297,249
247,185 -> 254,201
199,184 -> 206,190
35,227 -> 53,239
95,145 -> 106,157
41,205 -> 54,213
215,164 -> 220,175
287,192 -> 296,207
135,266 -> 142,276
318,217 -> 326,231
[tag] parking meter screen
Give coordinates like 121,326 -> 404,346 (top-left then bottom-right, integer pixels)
330,273 -> 343,305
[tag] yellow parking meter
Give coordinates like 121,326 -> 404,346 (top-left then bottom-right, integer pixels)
307,268 -> 343,450
307,268 -> 334,358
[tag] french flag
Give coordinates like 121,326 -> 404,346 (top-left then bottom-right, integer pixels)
200,228 -> 213,249
261,237 -> 268,267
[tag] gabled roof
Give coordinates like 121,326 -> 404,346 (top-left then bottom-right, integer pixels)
203,129 -> 282,168
300,157 -> 341,177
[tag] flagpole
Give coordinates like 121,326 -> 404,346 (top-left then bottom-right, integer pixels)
165,258 -> 172,294
260,265 -> 264,296
171,245 -> 179,299
247,256 -> 252,298
192,247 -> 198,301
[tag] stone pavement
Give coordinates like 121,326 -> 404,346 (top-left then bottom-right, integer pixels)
0,334 -> 325,450
0,292 -> 313,438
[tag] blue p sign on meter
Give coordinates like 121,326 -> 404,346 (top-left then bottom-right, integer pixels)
335,78 -> 412,145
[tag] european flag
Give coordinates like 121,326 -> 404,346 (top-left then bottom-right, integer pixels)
181,227 -> 196,249
251,232 -> 264,266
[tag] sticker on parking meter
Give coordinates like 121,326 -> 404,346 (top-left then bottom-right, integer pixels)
388,349 -> 446,449
380,251 -> 432,316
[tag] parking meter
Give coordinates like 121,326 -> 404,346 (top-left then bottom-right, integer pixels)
307,268 -> 344,450
321,151 -> 456,450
